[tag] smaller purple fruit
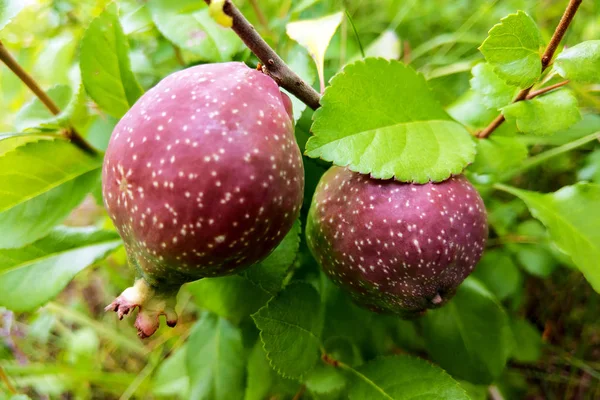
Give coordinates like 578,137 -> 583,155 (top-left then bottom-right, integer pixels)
306,167 -> 488,316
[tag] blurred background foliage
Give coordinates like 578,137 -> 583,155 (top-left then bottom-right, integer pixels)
1,0 -> 599,399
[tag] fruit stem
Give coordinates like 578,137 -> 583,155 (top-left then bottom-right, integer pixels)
203,0 -> 321,110
477,0 -> 583,139
0,41 -> 97,155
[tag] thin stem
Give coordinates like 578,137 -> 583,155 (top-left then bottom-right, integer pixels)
0,366 -> 17,394
499,130 -> 600,181
204,0 -> 321,110
292,385 -> 306,400
345,9 -> 365,58
477,0 -> 583,139
0,41 -> 97,155
526,80 -> 570,99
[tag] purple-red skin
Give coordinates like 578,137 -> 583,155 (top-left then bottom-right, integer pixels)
102,62 -> 304,337
306,167 -> 487,316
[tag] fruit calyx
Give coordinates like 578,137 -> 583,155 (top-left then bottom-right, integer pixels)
105,279 -> 178,339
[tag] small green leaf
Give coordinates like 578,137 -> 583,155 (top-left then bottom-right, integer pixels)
252,282 -> 322,379
502,89 -> 580,135
14,85 -> 72,131
307,58 -> 475,183
286,12 -> 343,91
242,219 -> 301,295
186,313 -> 247,400
0,0 -> 24,31
0,138 -> 102,248
472,249 -> 522,301
147,0 -> 242,61
479,11 -> 543,88
510,318 -> 543,363
153,344 -> 189,397
80,2 -> 143,118
421,277 -> 514,384
471,136 -> 528,176
554,40 -> 600,83
305,364 -> 347,397
470,63 -> 519,109
498,183 -> 600,292
347,355 -> 470,399
0,227 -> 121,311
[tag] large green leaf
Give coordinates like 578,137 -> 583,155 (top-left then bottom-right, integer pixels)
498,183 -> 600,292
479,11 -> 543,88
0,227 -> 121,311
186,313 -> 247,400
469,62 -> 518,109
307,58 -> 475,183
347,355 -> 470,399
502,89 -> 581,135
147,0 -> 242,61
0,138 -> 102,248
252,282 -> 322,379
421,277 -> 514,384
80,2 -> 143,118
472,249 -> 522,301
0,0 -> 24,31
554,40 -> 600,84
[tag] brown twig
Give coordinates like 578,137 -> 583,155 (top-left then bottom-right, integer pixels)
526,79 -> 570,99
0,41 -> 97,155
292,384 -> 306,400
0,366 -> 17,394
477,0 -> 583,139
204,0 -> 321,110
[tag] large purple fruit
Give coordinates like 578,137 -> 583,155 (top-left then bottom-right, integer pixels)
102,62 -> 304,337
306,167 -> 487,316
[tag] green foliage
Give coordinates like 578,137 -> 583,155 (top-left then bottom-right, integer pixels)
347,356 -> 470,399
554,40 -> 600,84
0,0 -> 23,31
187,313 -> 247,400
472,250 -> 522,301
0,227 -> 121,311
502,89 -> 581,135
252,282 -> 323,379
308,58 -> 475,183
499,183 -> 600,292
421,278 -> 514,384
80,2 -> 143,119
469,63 -> 518,109
479,11 -> 543,88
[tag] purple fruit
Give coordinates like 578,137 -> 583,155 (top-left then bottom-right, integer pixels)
306,167 -> 487,316
102,62 -> 304,338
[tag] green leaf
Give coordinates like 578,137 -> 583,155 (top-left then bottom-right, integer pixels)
0,138 -> 102,248
284,47 -> 317,122
252,282 -> 322,379
153,344 -> 189,397
479,11 -> 543,88
0,0 -> 24,31
347,355 -> 470,399
0,227 -> 121,312
186,313 -> 247,400
14,85 -> 72,131
421,277 -> 514,384
245,340 -> 297,400
497,183 -> 600,292
307,58 -> 475,183
305,364 -> 347,397
472,249 -> 522,301
502,89 -> 580,135
147,0 -> 242,61
242,219 -> 301,295
510,318 -> 543,363
80,2 -> 143,118
554,40 -> 600,84
470,136 -> 528,176
508,220 -> 558,278
286,12 -> 343,91
469,63 -> 518,109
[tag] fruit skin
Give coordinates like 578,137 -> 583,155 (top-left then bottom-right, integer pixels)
306,167 -> 487,317
102,62 -> 304,337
